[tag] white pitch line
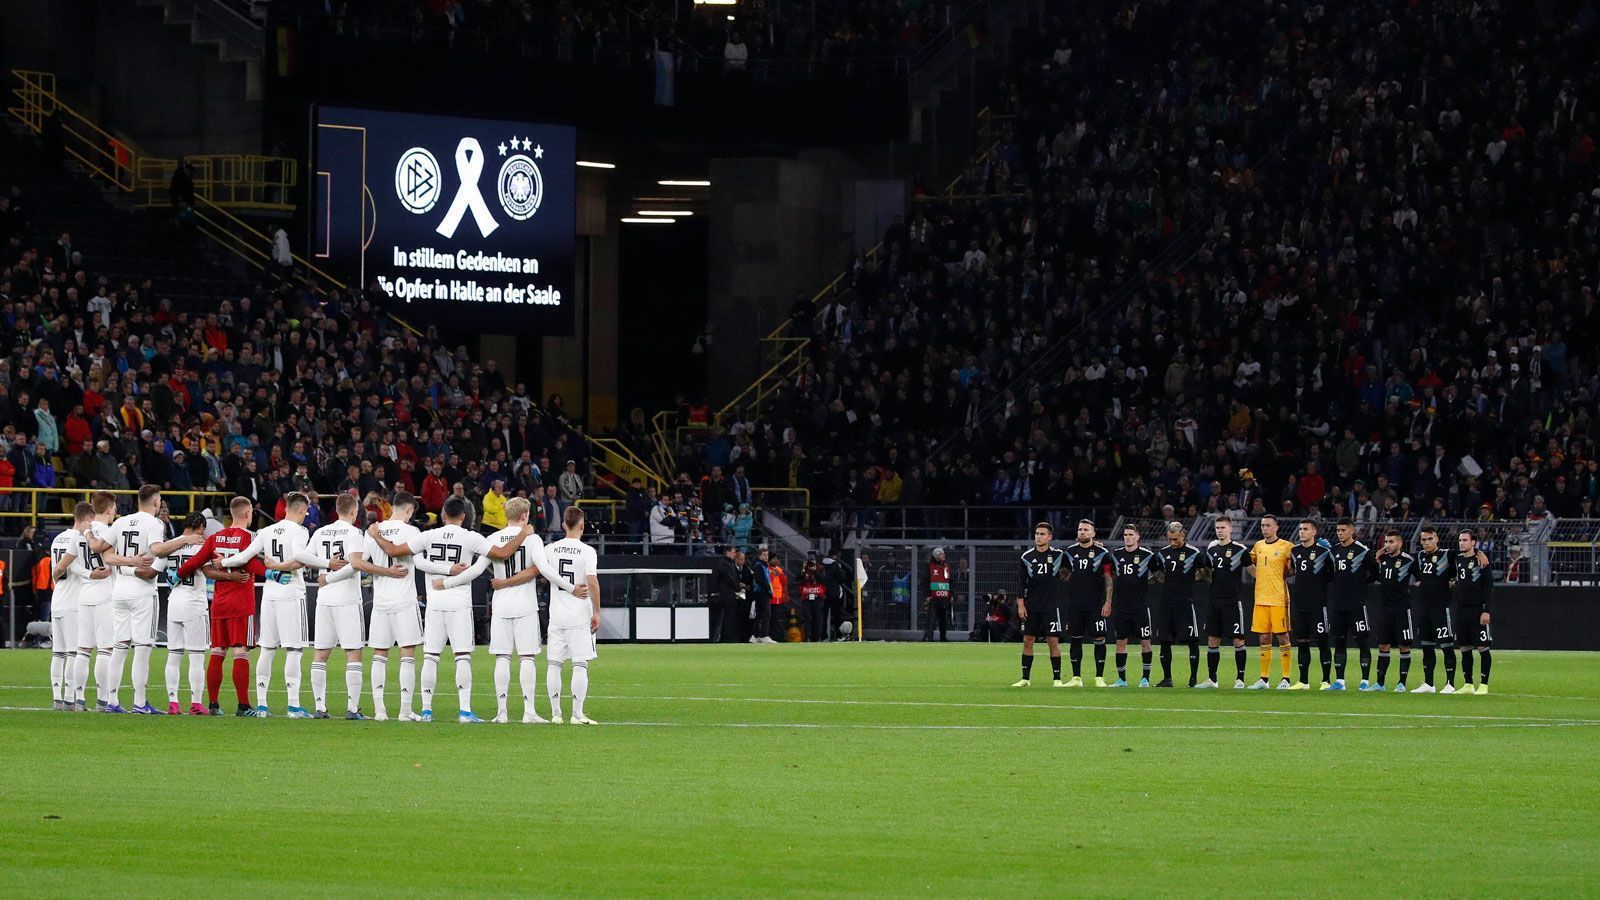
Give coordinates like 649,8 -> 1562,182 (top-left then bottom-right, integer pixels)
596,693 -> 1600,725
3,706 -> 1595,731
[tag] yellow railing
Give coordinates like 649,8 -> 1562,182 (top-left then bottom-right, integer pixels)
590,437 -> 666,493
136,155 -> 299,212
7,69 -> 136,191
0,488 -> 233,527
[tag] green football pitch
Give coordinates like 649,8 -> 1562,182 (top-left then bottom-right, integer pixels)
2,644 -> 1596,897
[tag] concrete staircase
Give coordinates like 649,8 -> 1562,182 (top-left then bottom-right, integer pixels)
133,0 -> 264,103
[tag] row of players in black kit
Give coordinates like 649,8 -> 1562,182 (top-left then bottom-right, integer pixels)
1013,516 -> 1494,693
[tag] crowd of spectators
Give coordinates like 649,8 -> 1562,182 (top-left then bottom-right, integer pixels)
667,0 -> 1600,535
0,182 -> 596,537
273,0 -> 958,67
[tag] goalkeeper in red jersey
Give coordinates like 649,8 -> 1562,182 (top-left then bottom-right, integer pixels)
179,497 -> 265,716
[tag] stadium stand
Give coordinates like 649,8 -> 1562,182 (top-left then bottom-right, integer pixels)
667,0 -> 1600,540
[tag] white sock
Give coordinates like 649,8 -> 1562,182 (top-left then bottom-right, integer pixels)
371,654 -> 388,715
546,662 -> 563,719
311,661 -> 328,712
572,660 -> 589,719
456,655 -> 473,714
187,652 -> 206,706
50,652 -> 64,703
94,651 -> 109,703
256,647 -> 276,708
421,654 -> 439,710
399,655 -> 416,714
165,648 -> 182,703
107,644 -> 128,705
131,644 -> 152,708
345,662 -> 363,713
284,649 -> 303,708
494,655 -> 510,717
76,651 -> 91,702
518,656 -> 536,712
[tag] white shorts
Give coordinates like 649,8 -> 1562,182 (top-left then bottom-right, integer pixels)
315,604 -> 366,651
77,605 -> 114,649
424,606 -> 475,654
167,611 -> 211,652
51,610 -> 77,652
546,624 -> 597,663
489,614 -> 540,656
111,596 -> 158,646
258,598 -> 310,649
369,605 -> 423,650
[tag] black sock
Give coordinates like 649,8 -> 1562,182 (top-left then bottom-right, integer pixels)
1160,643 -> 1174,680
1377,650 -> 1391,686
1187,644 -> 1199,685
1297,643 -> 1312,683
1461,648 -> 1475,684
1141,649 -> 1152,678
1233,645 -> 1247,681
1334,637 -> 1348,679
1359,644 -> 1372,681
1115,651 -> 1127,679
1318,636 -> 1332,681
1444,647 -> 1457,684
1069,641 -> 1083,677
1050,654 -> 1062,681
1398,650 -> 1411,686
1423,647 -> 1436,686
1207,646 -> 1220,681
1479,649 -> 1491,685
1021,653 -> 1034,680
1093,641 -> 1107,677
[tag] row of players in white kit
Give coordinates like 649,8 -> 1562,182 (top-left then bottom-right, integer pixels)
58,489 -> 601,724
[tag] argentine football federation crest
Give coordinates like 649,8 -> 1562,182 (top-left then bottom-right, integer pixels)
497,153 -> 543,221
394,147 -> 440,214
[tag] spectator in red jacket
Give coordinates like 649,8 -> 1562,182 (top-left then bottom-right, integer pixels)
63,404 -> 93,456
420,461 -> 448,515
1296,461 -> 1327,512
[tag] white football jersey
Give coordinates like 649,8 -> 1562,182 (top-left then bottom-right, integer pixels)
362,520 -> 423,612
546,538 -> 598,628
76,520 -> 114,606
486,527 -> 555,619
414,523 -> 490,612
109,511 -> 167,600
238,518 -> 312,600
49,528 -> 83,614
165,541 -> 209,620
308,520 -> 364,607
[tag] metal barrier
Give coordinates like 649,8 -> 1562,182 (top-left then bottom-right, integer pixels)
0,487 -> 233,526
136,155 -> 298,212
6,69 -> 136,190
813,505 -> 1109,543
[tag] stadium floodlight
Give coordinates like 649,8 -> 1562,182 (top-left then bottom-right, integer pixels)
657,180 -> 710,187
576,160 -> 616,169
620,217 -> 674,224
636,210 -> 693,217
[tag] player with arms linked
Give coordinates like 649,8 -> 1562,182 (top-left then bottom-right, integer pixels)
1372,528 -> 1418,692
1063,519 -> 1114,687
1012,522 -> 1066,687
1326,517 -> 1376,691
1450,530 -> 1495,695
1412,526 -> 1455,693
1201,516 -> 1250,688
1287,520 -> 1334,689
1154,522 -> 1206,687
1108,524 -> 1158,687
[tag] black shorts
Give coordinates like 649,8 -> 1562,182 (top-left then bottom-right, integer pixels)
1452,604 -> 1492,647
1155,603 -> 1200,643
1111,606 -> 1152,641
1022,604 -> 1064,639
1416,603 -> 1455,647
1205,597 -> 1245,640
1375,606 -> 1416,647
1290,606 -> 1328,642
1327,606 -> 1372,639
1064,608 -> 1107,641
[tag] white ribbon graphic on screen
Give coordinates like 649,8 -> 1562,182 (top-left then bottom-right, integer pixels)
435,138 -> 499,239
